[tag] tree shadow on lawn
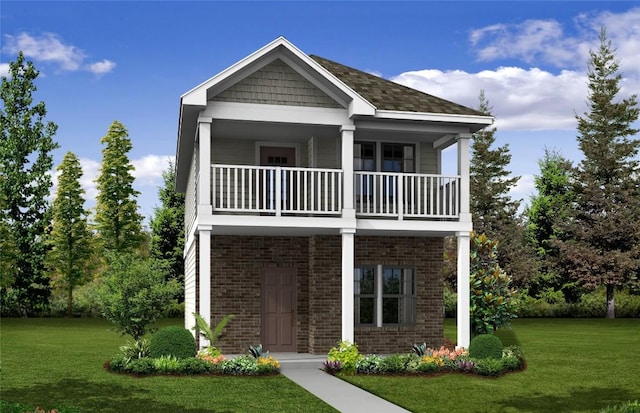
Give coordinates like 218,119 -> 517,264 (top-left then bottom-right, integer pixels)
496,386 -> 639,412
495,328 -> 520,346
1,378 -> 233,413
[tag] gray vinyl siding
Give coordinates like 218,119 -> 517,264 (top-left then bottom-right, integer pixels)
211,138 -> 255,165
313,136 -> 339,169
184,238 -> 197,335
419,143 -> 438,174
211,59 -> 343,108
185,150 -> 197,235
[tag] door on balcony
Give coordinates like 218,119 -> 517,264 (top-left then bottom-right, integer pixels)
259,146 -> 295,212
261,267 -> 297,352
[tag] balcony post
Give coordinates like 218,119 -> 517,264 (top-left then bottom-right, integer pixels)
341,125 -> 356,219
456,231 -> 471,349
198,224 -> 212,349
456,133 -> 472,223
198,116 -> 213,215
341,227 -> 355,343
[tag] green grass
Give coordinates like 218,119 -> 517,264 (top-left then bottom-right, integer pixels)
0,318 -> 336,413
342,318 -> 640,413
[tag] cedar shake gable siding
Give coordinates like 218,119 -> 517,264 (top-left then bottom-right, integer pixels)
310,55 -> 483,116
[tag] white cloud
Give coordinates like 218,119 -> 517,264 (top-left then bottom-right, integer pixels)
392,66 -> 587,130
87,59 -> 116,75
132,155 -> 174,186
469,8 -> 640,76
0,63 -> 9,77
2,32 -> 116,75
510,174 -> 536,198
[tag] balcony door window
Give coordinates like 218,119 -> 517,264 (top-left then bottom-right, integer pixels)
259,146 -> 295,210
381,143 -> 415,172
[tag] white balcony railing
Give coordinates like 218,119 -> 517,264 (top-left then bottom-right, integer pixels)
212,164 -> 342,216
354,171 -> 460,219
210,165 -> 460,220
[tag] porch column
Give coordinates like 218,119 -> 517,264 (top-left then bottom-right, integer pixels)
456,231 -> 471,349
456,133 -> 472,223
198,116 -> 213,215
198,225 -> 212,348
341,228 -> 356,343
341,125 -> 356,219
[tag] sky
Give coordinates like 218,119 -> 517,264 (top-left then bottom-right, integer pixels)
1,1 -> 639,224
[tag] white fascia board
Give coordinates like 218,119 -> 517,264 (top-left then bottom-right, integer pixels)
375,110 -> 494,125
202,101 -> 350,126
357,218 -> 472,234
355,119 -> 470,135
200,214 -> 356,232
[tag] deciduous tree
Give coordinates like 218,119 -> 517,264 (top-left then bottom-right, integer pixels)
0,52 -> 59,315
557,28 -> 640,318
47,151 -> 94,317
94,120 -> 144,254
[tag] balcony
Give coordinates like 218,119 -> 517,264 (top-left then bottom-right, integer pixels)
211,164 -> 460,220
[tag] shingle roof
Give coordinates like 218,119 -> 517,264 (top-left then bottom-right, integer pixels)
310,55 -> 483,117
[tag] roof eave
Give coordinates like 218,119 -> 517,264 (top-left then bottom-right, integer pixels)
375,109 -> 493,129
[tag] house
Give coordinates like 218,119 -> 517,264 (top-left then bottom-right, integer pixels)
175,37 -> 492,355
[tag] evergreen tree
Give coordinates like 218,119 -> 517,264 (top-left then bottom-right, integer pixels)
470,90 -> 536,287
95,120 -> 144,254
47,151 -> 94,317
149,161 -> 185,301
525,149 -> 580,301
557,28 -> 640,318
0,52 -> 59,315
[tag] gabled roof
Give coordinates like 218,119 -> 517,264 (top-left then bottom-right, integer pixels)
310,55 -> 484,117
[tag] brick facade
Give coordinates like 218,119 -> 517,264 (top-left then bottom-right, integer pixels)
206,234 -> 443,355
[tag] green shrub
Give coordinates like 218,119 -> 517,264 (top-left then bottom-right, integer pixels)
149,326 -> 196,359
327,341 -> 362,374
356,355 -> 383,374
108,354 -> 129,372
600,401 -> 640,413
119,338 -> 150,363
127,357 -> 156,375
501,354 -> 522,371
474,358 -> 504,376
180,357 -> 214,374
380,354 -> 408,373
153,355 -> 181,373
469,334 -> 503,360
0,401 -> 81,413
220,355 -> 259,375
443,285 -> 457,318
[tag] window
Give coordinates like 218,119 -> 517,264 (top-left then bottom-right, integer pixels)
354,266 -> 415,326
382,143 -> 414,173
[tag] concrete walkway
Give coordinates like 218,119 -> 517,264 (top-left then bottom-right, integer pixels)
275,353 -> 411,413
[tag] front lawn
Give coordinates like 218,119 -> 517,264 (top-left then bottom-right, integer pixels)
0,318 -> 335,413
342,318 -> 640,413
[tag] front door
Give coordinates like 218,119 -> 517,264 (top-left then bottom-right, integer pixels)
259,146 -> 296,212
261,267 -> 297,352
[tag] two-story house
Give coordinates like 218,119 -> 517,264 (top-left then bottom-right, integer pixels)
175,37 -> 492,354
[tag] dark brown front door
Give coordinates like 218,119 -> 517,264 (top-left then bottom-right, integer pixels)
262,267 -> 297,352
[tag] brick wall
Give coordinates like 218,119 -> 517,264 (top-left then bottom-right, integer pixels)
206,234 -> 443,355
354,236 -> 444,354
209,236 -> 310,354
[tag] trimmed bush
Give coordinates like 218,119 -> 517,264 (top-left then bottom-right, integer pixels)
327,341 -> 362,374
469,334 -> 503,360
149,326 -> 196,359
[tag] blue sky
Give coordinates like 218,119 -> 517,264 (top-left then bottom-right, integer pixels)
2,1 -> 639,223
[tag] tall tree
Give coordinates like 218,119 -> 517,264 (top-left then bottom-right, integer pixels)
47,151 -> 94,317
525,149 -> 580,301
0,52 -> 59,315
470,90 -> 536,287
95,120 -> 144,254
557,28 -> 640,318
149,161 -> 185,300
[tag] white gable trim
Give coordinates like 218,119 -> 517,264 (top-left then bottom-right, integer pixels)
181,37 -> 375,117
375,109 -> 494,126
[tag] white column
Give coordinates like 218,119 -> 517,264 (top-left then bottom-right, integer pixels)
456,133 -> 472,223
198,226 -> 212,349
341,125 -> 356,219
198,117 -> 213,215
456,231 -> 471,349
341,228 -> 356,343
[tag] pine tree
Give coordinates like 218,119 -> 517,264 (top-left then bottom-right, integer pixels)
149,161 -> 185,301
525,149 -> 579,301
557,28 -> 640,318
0,52 -> 59,315
95,120 -> 144,254
47,151 -> 94,317
470,90 -> 536,287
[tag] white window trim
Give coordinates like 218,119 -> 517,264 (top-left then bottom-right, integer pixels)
255,141 -> 302,167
